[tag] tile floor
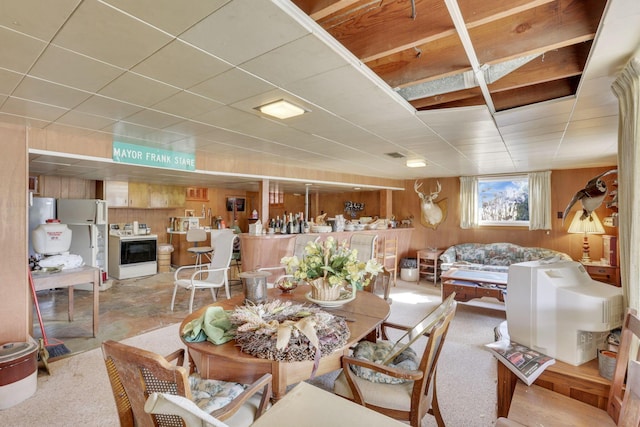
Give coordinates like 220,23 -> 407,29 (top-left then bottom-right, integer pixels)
34,271 -> 244,357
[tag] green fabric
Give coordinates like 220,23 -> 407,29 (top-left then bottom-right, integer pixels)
182,306 -> 235,345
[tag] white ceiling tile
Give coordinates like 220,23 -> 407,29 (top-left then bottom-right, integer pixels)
151,91 -> 223,119
51,0 -> 172,69
74,95 -> 143,120
190,68 -> 276,105
132,40 -> 232,89
29,45 -> 124,92
103,0 -> 229,36
1,96 -> 66,121
0,27 -> 47,73
12,76 -> 90,108
180,0 -> 309,65
0,68 -> 23,95
242,34 -> 348,87
99,72 -> 180,108
122,109 -> 184,130
55,110 -> 116,130
0,0 -> 80,41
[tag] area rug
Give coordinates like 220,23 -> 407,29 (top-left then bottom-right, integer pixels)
2,282 -> 505,426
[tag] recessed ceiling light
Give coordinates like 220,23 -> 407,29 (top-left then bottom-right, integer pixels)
256,99 -> 306,119
353,187 -> 361,190
406,159 -> 427,168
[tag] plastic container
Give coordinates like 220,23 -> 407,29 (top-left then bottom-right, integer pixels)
0,339 -> 38,410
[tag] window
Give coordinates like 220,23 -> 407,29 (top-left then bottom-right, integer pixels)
478,175 -> 529,227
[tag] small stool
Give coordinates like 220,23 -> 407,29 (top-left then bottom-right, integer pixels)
186,229 -> 213,267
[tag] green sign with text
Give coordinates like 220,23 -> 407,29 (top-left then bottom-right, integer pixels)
112,141 -> 195,171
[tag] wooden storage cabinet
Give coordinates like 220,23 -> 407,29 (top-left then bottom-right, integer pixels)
582,263 -> 620,286
417,249 -> 443,284
101,181 -> 185,209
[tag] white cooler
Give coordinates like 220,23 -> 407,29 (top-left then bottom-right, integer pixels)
0,339 -> 38,410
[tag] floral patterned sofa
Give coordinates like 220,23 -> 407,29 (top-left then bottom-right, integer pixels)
439,242 -> 572,273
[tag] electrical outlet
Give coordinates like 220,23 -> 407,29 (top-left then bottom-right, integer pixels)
557,211 -> 563,219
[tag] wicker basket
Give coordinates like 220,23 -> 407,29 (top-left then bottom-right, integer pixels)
309,278 -> 343,301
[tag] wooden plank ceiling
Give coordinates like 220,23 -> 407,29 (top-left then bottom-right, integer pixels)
292,0 -> 606,112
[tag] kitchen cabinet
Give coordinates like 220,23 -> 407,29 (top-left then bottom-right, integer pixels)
149,184 -> 186,208
101,181 -> 184,209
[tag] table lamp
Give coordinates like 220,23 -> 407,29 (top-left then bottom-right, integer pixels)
567,211 -> 605,263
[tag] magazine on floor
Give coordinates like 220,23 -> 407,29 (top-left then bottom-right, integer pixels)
485,340 -> 556,386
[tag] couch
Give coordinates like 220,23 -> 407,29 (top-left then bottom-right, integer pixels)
439,242 -> 572,274
438,243 -> 572,304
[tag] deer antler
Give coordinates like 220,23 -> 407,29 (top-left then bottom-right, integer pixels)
414,180 -> 425,199
430,181 -> 441,199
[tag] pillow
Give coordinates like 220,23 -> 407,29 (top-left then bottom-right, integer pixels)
349,340 -> 419,384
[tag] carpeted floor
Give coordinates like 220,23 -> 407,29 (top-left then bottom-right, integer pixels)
5,278 -> 506,426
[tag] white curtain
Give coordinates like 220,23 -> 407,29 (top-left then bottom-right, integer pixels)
528,171 -> 552,230
612,56 -> 640,312
459,176 -> 478,229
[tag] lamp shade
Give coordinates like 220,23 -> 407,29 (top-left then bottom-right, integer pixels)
567,211 -> 605,235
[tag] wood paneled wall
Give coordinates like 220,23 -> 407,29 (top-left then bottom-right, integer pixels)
0,125 -> 29,343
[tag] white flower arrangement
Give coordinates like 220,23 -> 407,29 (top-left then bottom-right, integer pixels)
281,236 -> 383,290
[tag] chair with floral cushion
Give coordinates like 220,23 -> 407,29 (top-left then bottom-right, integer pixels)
333,293 -> 457,427
102,340 -> 271,427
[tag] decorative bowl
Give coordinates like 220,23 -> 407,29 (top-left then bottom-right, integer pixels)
311,225 -> 332,233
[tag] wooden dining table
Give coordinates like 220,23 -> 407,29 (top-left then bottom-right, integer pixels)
180,284 -> 391,400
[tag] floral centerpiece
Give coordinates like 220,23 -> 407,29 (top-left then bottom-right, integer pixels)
281,237 -> 383,301
229,300 -> 349,365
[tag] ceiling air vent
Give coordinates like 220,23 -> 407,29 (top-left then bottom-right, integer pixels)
385,152 -> 405,159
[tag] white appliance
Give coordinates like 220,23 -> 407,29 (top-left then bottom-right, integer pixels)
28,196 -> 57,260
56,199 -> 108,280
108,232 -> 158,279
506,260 -> 624,366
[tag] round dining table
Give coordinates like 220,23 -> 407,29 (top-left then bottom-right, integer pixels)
180,284 -> 391,400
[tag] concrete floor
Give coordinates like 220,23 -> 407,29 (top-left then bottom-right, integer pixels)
34,270 -> 244,358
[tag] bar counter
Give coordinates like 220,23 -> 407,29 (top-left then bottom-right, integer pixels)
239,227 -> 413,272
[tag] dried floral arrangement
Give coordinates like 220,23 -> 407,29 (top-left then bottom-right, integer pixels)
229,300 -> 349,362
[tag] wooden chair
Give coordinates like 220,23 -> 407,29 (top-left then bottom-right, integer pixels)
498,308 -> 640,427
144,392 -> 232,427
172,230 -> 236,313
334,293 -> 457,427
365,267 -> 392,305
378,236 -> 398,286
102,340 -> 271,427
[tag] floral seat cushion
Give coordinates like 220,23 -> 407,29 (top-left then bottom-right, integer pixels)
188,373 -> 247,413
349,340 -> 419,384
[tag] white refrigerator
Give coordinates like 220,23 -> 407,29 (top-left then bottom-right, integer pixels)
57,199 -> 108,279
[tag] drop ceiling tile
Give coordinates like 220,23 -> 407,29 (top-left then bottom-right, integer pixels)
132,40 -> 232,89
0,68 -> 23,95
55,110 -> 116,130
242,34 -> 348,87
181,0 -> 309,65
122,109 -> 184,129
190,68 -> 276,105
493,97 -> 575,127
1,96 -> 66,122
0,0 -> 79,41
0,27 -> 47,73
151,91 -> 223,119
103,0 -> 229,35
29,45 -> 124,92
99,72 -> 180,108
12,76 -> 90,108
163,120 -> 219,137
51,0 -> 172,69
75,95 -> 143,120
